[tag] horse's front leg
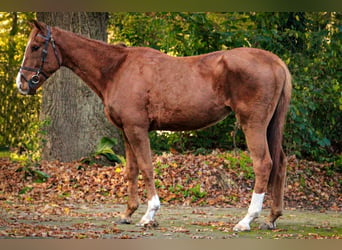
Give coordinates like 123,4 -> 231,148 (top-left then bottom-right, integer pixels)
123,125 -> 160,226
118,134 -> 140,224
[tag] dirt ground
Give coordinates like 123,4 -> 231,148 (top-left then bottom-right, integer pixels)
0,153 -> 341,239
1,202 -> 341,239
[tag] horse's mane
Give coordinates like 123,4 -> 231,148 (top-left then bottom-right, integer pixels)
114,42 -> 127,48
53,26 -> 127,50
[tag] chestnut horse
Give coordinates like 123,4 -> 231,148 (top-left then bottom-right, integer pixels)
17,21 -> 291,232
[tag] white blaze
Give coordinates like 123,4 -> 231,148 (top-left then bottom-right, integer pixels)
16,38 -> 30,95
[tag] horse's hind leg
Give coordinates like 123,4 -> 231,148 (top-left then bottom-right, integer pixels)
233,124 -> 272,232
118,134 -> 140,224
260,150 -> 286,230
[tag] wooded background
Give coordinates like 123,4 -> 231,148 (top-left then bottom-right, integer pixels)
0,12 -> 341,163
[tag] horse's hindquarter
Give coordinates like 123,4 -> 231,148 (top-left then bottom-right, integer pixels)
222,48 -> 286,123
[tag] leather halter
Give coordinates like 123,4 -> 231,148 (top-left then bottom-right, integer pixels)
19,26 -> 61,95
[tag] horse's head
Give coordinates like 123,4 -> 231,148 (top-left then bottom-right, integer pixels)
16,20 -> 61,95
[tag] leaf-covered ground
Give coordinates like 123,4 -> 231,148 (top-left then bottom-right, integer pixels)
0,150 -> 341,238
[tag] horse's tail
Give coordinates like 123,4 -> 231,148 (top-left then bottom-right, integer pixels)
267,61 -> 292,190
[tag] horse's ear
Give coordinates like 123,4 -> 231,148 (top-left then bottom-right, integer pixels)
29,20 -> 46,31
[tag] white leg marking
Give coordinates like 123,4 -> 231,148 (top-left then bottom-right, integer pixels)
138,195 -> 160,226
233,192 -> 265,232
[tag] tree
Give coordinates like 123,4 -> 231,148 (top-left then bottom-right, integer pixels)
36,12 -> 123,162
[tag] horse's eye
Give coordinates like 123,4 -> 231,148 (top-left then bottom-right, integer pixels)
31,46 -> 40,52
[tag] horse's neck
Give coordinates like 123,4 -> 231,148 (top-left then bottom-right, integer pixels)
54,27 -> 126,100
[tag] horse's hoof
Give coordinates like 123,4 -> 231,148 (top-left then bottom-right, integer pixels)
259,221 -> 276,230
117,217 -> 132,224
137,220 -> 159,228
233,223 -> 250,232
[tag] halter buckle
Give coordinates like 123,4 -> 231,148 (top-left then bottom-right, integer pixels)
31,74 -> 40,84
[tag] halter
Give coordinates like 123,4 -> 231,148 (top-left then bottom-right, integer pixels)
19,25 -> 61,95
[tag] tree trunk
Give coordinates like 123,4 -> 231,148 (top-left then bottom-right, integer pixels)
37,12 -> 123,162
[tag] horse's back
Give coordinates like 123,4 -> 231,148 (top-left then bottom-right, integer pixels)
110,46 -> 287,131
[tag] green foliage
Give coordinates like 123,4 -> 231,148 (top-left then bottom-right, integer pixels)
18,186 -> 34,195
16,166 -> 50,183
81,136 -> 122,165
282,13 -> 341,160
167,183 -> 207,202
10,118 -> 50,166
154,160 -> 169,176
188,184 -> 207,201
0,12 -> 39,148
94,137 -> 121,163
221,150 -> 254,179
0,13 -> 48,184
0,146 -> 10,158
9,118 -> 51,183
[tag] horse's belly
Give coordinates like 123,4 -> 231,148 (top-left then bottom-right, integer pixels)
148,105 -> 230,131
